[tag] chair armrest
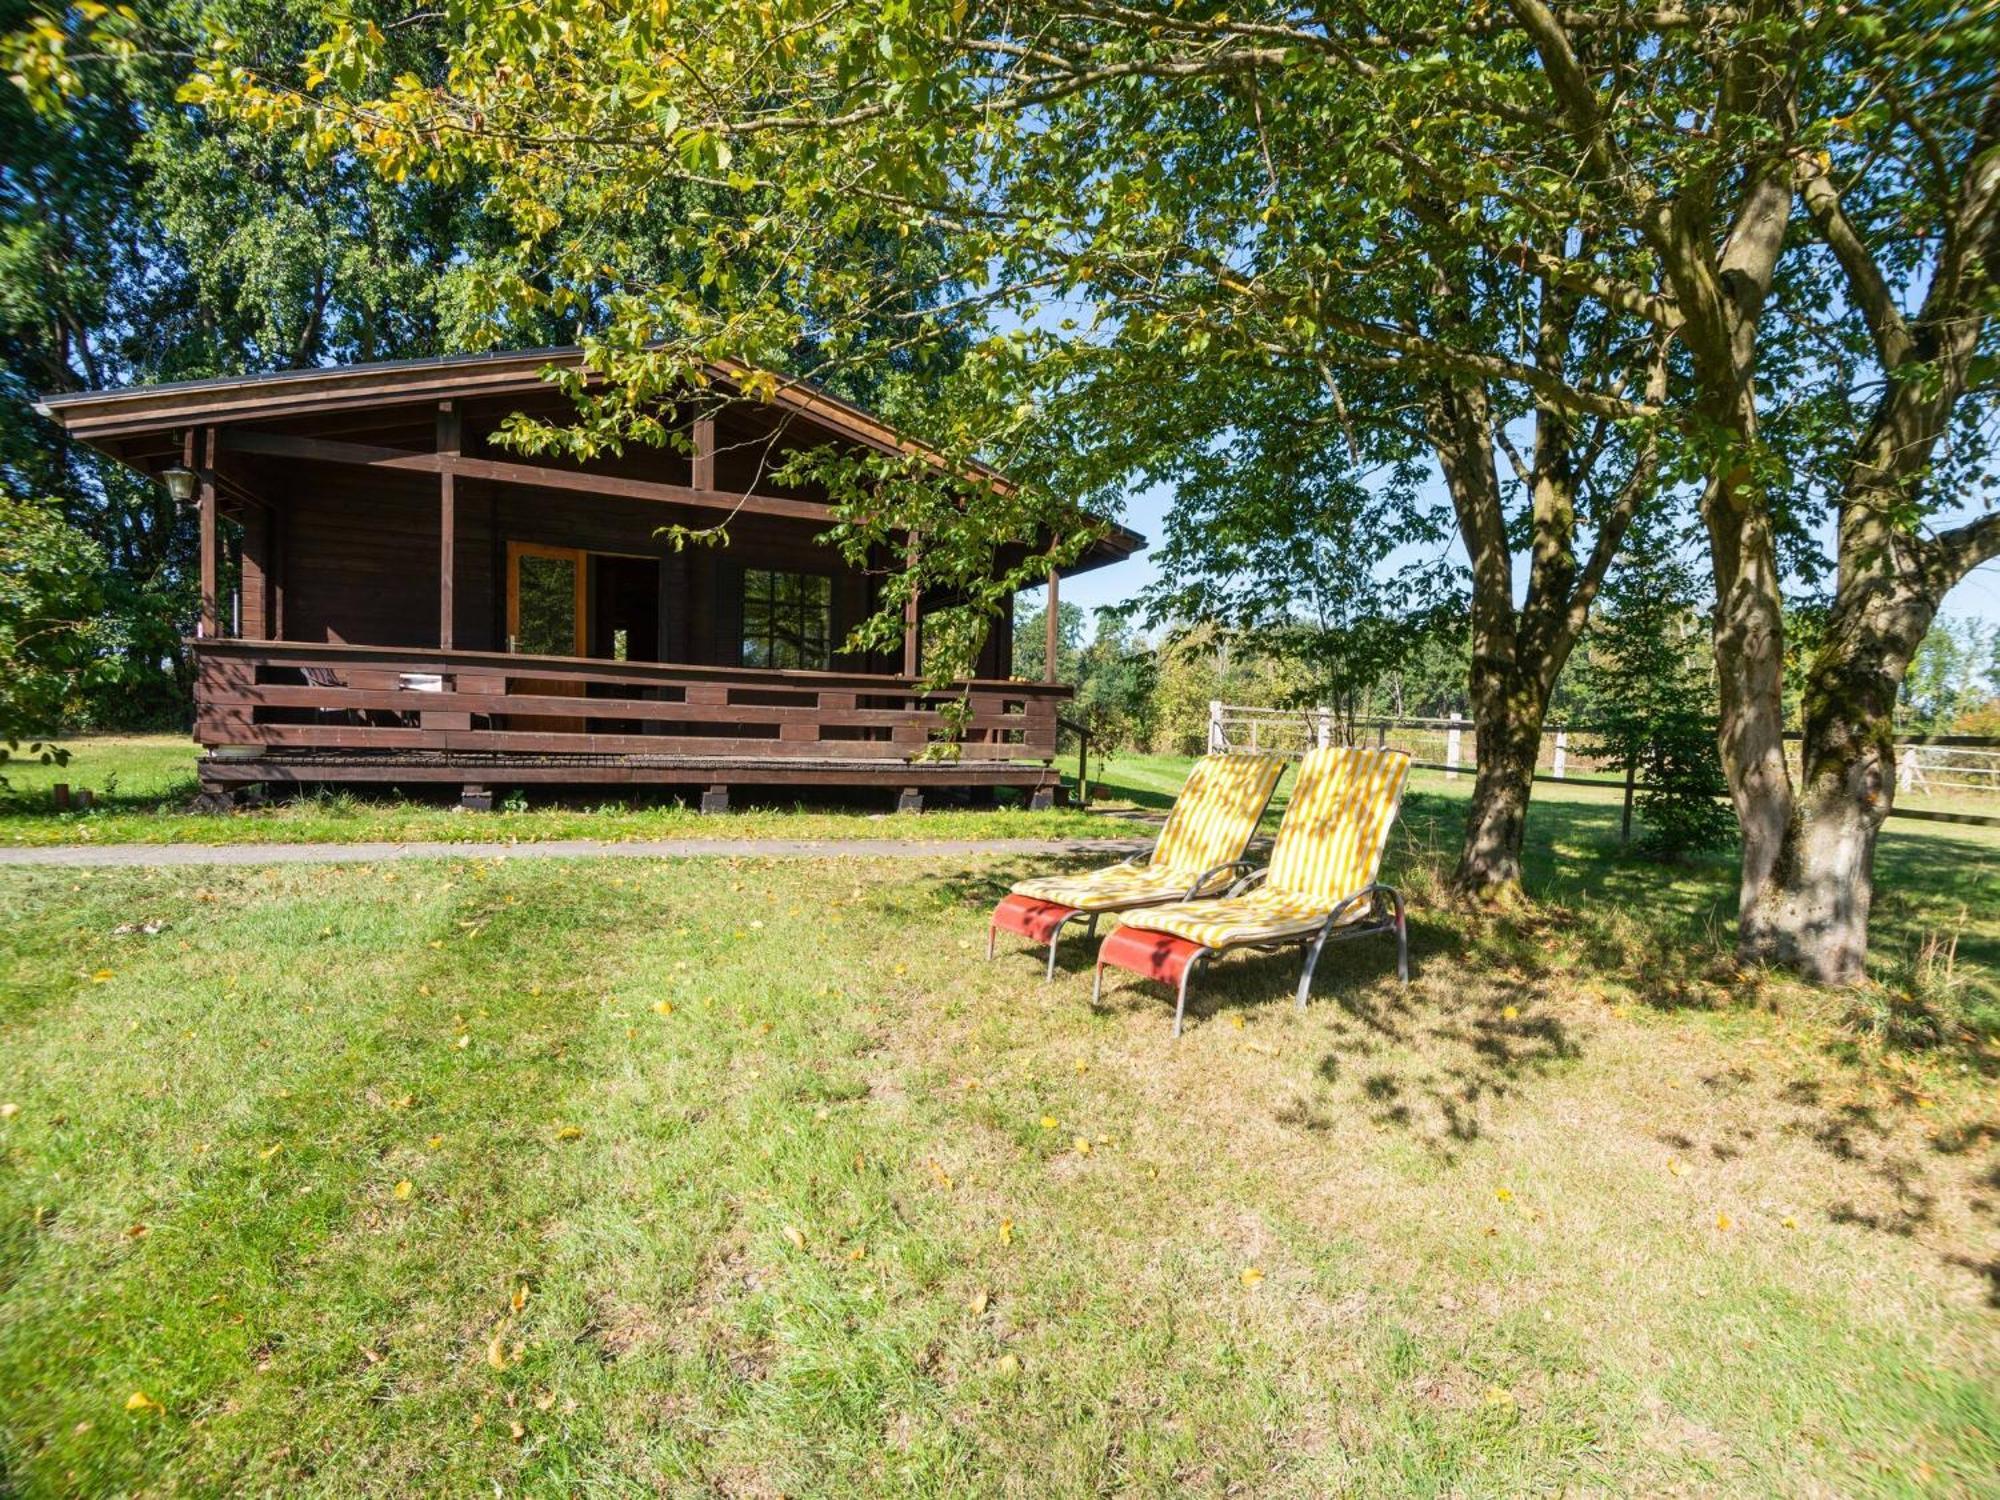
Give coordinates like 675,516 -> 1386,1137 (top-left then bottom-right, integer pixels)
1119,845 -> 1155,870
1226,867 -> 1270,898
1181,859 -> 1256,900
1313,883 -> 1401,939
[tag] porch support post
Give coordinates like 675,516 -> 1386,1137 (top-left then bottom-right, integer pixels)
196,427 -> 219,638
902,536 -> 921,678
692,411 -> 715,491
437,400 -> 459,650
1044,566 -> 1059,682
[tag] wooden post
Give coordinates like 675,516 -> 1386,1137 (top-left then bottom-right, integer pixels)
1445,722 -> 1462,780
1553,729 -> 1569,780
271,502 -> 286,640
1621,760 -> 1637,845
902,536 -> 921,678
197,427 -> 219,638
1208,699 -> 1224,752
1044,567 -> 1060,682
692,412 -> 715,491
438,401 -> 459,649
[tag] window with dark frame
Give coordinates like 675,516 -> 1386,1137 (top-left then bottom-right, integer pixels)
741,569 -> 833,670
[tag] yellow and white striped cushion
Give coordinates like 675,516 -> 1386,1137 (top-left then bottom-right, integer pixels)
1147,753 -> 1287,879
1118,746 -> 1410,950
1263,745 -> 1411,907
1116,887 -> 1371,947
1010,752 -> 1283,912
1010,862 -> 1208,911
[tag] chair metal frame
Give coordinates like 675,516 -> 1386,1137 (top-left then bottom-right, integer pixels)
988,853 -> 1259,981
1091,866 -> 1410,1037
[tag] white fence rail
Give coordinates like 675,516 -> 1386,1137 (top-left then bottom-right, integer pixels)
1204,702 -> 2000,826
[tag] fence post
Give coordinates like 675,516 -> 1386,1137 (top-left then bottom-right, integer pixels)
1208,699 -> 1224,753
1376,720 -> 1387,750
1316,708 -> 1332,749
1621,760 -> 1636,845
1553,729 -> 1568,780
1445,723 -> 1462,780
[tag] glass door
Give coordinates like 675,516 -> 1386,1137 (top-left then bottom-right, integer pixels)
506,543 -> 587,731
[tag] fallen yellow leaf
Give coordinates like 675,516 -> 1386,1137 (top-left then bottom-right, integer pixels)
968,1288 -> 990,1316
259,1143 -> 283,1160
998,1218 -> 1015,1247
1715,1212 -> 1732,1231
125,1391 -> 162,1414
652,1000 -> 674,1015
1039,1116 -> 1058,1130
554,1124 -> 583,1141
426,1135 -> 443,1150
511,1283 -> 530,1313
509,1420 -> 526,1443
1494,1187 -> 1512,1202
91,970 -> 114,984
1072,1137 -> 1092,1157
0,1102 -> 17,1118
1240,1267 -> 1265,1288
1501,1005 -> 1519,1021
454,1034 -> 470,1049
1781,1215 -> 1797,1230
1668,1158 -> 1686,1177
781,1225 -> 807,1251
1230,1015 -> 1245,1030
993,1353 -> 1020,1379
486,1325 -> 508,1370
393,1180 -> 413,1201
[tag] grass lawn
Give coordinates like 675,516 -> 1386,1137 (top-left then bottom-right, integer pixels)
0,735 -> 1118,847
2,791 -> 1995,1492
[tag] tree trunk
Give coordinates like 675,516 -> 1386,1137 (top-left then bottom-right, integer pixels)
1737,551 -> 1939,982
1455,699 -> 1545,896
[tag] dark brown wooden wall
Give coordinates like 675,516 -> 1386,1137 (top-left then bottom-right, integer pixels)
231,456 -> 995,675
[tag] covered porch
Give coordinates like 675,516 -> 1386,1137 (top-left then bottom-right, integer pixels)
38,350 -> 1138,809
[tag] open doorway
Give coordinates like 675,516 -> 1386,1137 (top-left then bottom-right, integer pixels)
590,555 -> 661,662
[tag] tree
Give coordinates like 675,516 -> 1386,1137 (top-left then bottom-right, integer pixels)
1899,616 -> 1999,729
36,0 -> 1999,980
0,489 -> 124,741
1580,522 -> 1735,857
1012,598 -> 1086,683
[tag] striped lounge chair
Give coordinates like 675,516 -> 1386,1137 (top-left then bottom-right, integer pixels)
988,753 -> 1287,980
1093,745 -> 1412,1036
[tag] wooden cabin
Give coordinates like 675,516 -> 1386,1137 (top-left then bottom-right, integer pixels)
39,350 -> 1140,810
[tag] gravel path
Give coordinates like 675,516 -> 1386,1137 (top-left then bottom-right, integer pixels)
0,835 -> 1156,868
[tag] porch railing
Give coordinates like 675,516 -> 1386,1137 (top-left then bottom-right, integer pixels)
193,639 -> 1065,763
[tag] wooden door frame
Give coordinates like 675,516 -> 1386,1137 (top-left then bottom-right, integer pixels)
505,541 -> 588,657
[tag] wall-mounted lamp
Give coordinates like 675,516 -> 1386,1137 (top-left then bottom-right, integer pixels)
160,466 -> 199,506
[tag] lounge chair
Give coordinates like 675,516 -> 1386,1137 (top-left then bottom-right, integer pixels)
988,753 -> 1287,980
1093,745 -> 1411,1035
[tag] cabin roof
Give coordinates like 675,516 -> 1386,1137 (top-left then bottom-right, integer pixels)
36,347 -> 1144,570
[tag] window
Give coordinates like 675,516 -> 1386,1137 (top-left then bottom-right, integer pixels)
741,569 -> 832,670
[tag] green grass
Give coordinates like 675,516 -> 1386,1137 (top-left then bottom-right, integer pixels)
1,816 -> 1996,1492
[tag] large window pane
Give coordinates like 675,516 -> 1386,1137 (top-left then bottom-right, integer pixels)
742,569 -> 831,670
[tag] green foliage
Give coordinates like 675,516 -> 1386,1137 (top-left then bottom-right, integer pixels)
1581,529 -> 1734,859
0,489 -> 125,744
1899,616 -> 2000,732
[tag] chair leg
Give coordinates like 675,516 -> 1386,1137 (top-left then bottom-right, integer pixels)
1172,955 -> 1203,1038
987,921 -> 998,962
1091,962 -> 1107,1008
1295,933 -> 1330,1011
1392,891 -> 1410,984
1046,928 -> 1061,983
